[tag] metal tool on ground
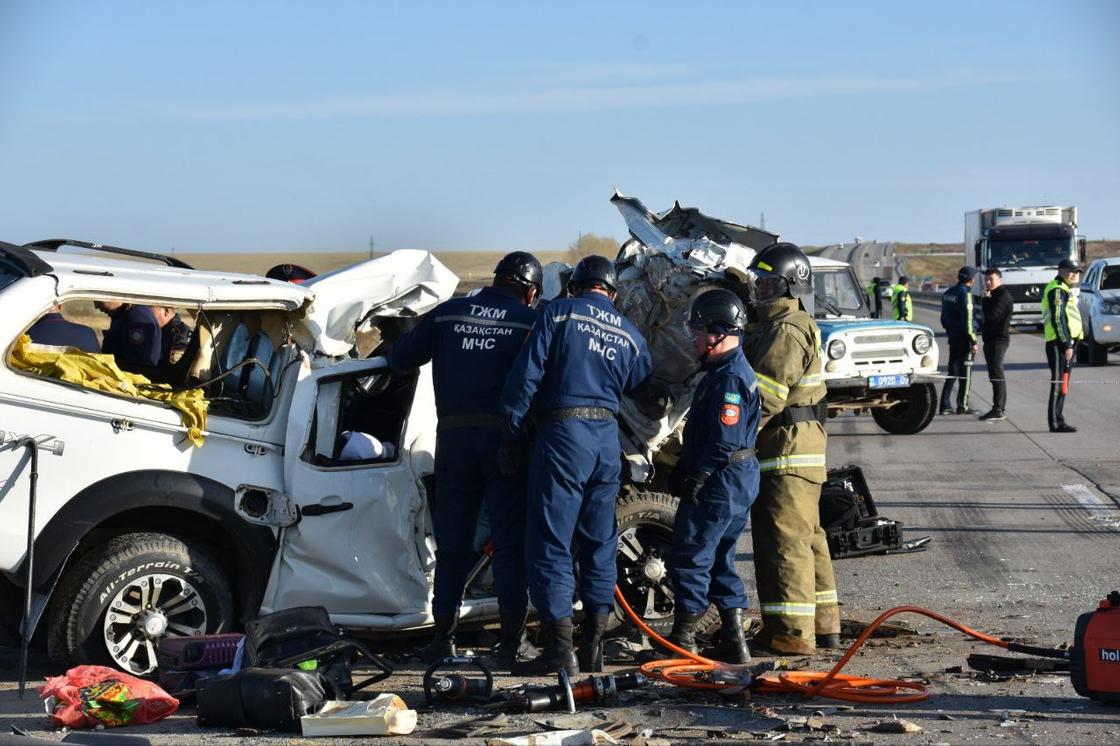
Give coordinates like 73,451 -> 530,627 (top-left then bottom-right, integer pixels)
507,670 -> 650,713
422,656 -> 494,706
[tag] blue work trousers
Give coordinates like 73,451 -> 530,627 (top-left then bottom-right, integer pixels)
431,426 -> 529,616
525,418 -> 620,621
668,461 -> 759,614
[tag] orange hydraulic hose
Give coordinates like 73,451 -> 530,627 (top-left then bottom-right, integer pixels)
614,587 -> 1015,703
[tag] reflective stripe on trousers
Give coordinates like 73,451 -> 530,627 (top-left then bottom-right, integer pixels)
759,453 -> 827,472
815,589 -> 838,605
760,602 -> 816,617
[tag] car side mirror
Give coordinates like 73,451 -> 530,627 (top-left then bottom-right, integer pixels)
1077,237 -> 1087,263
974,241 -> 983,269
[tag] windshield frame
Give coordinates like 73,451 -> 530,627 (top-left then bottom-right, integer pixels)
813,265 -> 870,319
987,237 -> 1074,269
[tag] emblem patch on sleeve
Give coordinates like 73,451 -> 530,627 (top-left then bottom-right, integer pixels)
128,328 -> 146,345
723,392 -> 742,404
720,403 -> 741,426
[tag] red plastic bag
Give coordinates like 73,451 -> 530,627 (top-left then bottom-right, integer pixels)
39,665 -> 179,729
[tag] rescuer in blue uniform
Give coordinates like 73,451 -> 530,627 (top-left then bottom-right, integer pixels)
389,252 -> 543,667
27,305 -> 99,352
96,301 -> 162,371
664,289 -> 761,664
501,255 -> 658,676
939,267 -> 979,415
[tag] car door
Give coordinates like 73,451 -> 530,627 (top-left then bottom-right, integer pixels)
262,356 -> 437,622
1079,261 -> 1100,319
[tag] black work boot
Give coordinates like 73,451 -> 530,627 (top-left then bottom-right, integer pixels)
511,617 -> 579,677
663,607 -> 705,655
493,609 -> 540,669
577,613 -> 610,673
711,608 -> 751,664
419,613 -> 458,663
816,633 -> 842,649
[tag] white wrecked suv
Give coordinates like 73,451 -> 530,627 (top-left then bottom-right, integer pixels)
0,239 -> 689,677
0,239 -> 467,674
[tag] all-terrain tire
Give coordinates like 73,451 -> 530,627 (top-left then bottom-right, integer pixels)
46,532 -> 234,675
611,491 -> 720,636
871,382 -> 937,435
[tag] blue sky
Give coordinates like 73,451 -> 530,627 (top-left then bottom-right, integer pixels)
1,1 -> 1117,252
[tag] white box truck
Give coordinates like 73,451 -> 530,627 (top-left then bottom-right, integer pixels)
965,206 -> 1086,325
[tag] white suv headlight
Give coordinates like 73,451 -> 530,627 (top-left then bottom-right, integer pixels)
1105,302 -> 1120,315
912,333 -> 933,354
827,339 -> 847,360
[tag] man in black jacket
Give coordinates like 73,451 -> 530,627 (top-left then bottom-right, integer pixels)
980,268 -> 1013,421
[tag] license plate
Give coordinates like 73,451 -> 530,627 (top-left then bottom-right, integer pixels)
869,374 -> 910,389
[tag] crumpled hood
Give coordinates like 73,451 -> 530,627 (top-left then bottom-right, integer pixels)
298,250 -> 459,357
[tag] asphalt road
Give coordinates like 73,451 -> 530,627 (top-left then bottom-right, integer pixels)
1,303 -> 1117,744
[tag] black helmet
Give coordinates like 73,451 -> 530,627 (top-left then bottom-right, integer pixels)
493,251 -> 543,289
748,242 -> 812,303
568,254 -> 618,294
689,288 -> 747,333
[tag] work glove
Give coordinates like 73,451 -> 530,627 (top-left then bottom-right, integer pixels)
669,467 -> 708,506
498,436 -> 523,477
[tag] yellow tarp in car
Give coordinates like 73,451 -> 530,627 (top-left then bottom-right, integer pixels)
9,335 -> 208,446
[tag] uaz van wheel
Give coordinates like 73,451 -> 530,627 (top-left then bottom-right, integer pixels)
611,491 -> 719,636
871,382 -> 937,435
47,532 -> 234,675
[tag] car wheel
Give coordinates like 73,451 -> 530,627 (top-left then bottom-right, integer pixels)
610,491 -> 719,636
870,382 -> 937,434
47,532 -> 234,675
1086,325 -> 1108,366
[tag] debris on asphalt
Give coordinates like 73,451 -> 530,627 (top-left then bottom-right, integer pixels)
430,711 -> 511,739
488,728 -> 620,745
840,617 -> 918,638
869,717 -> 923,733
967,653 -> 1070,673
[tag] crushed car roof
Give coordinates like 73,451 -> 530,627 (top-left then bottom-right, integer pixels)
36,249 -> 312,309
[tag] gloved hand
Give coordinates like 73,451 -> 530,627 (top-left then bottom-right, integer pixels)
679,471 -> 709,506
498,436 -> 523,477
668,467 -> 708,506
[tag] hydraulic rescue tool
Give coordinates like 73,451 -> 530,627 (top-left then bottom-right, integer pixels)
506,670 -> 650,713
423,656 -> 495,706
616,585 -> 1120,705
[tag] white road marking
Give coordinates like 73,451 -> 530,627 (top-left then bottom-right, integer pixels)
1063,483 -> 1120,531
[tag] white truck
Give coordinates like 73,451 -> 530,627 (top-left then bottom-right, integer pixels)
965,206 -> 1087,325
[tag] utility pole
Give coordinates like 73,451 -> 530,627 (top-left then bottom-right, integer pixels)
368,236 -> 375,260
759,212 -> 766,231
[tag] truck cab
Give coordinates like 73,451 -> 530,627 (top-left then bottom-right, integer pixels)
966,206 -> 1087,326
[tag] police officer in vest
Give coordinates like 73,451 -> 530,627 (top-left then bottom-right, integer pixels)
739,243 -> 840,656
663,289 -> 761,664
1042,258 -> 1083,433
939,267 -> 979,415
95,301 -> 162,372
500,255 -> 656,675
389,252 -> 543,667
890,276 -> 913,321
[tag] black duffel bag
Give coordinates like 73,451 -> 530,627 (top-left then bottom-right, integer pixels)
196,667 -> 332,732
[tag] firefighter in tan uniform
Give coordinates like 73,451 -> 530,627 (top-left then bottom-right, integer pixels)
738,242 -> 840,655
